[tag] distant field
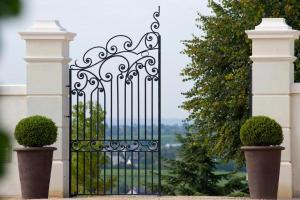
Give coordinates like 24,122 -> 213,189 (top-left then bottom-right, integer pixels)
71,123 -> 247,195
71,165 -> 246,195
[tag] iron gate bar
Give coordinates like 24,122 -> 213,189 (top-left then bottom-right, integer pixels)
69,7 -> 161,196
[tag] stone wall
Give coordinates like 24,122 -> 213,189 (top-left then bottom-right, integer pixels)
0,85 -> 26,197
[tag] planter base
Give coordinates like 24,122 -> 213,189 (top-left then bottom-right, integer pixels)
14,147 -> 56,199
242,146 -> 284,199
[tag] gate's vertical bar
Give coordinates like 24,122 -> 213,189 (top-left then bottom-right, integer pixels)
90,93 -> 93,194
117,76 -> 120,194
90,150 -> 92,194
124,80 -> 127,194
158,33 -> 162,195
69,68 -> 72,196
104,151 -> 106,195
97,151 -> 99,194
104,91 -> 107,195
151,79 -> 154,193
137,73 -> 140,194
83,94 -> 87,194
144,152 -> 147,194
76,94 -> 79,194
96,89 -> 100,194
110,81 -> 113,194
144,77 -> 147,194
131,83 -> 134,194
110,152 -> 113,194
124,152 -> 127,194
83,152 -> 86,194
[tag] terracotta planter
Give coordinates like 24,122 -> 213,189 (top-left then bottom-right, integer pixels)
241,146 -> 284,199
14,147 -> 56,199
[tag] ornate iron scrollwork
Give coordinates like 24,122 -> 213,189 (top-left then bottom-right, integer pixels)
69,7 -> 161,196
70,7 -> 160,95
71,140 -> 159,152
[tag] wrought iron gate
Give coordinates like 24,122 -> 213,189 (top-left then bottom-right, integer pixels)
68,8 -> 161,196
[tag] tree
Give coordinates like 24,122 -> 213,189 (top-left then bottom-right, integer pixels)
0,130 -> 10,177
71,101 -> 115,194
181,0 -> 300,165
161,131 -> 248,196
0,0 -> 21,18
162,132 -> 223,195
0,0 -> 22,178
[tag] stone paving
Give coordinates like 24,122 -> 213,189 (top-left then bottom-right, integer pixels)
2,196 -> 300,200
0,196 -> 300,200
0,196 -> 245,200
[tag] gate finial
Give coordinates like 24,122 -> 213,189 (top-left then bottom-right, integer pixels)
151,6 -> 160,33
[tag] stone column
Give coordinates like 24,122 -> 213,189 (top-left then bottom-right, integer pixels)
246,18 -> 300,198
19,20 -> 76,197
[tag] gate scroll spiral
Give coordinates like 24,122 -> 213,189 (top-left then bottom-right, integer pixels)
69,7 -> 161,196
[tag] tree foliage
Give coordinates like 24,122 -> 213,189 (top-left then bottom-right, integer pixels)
161,132 -> 248,196
162,0 -> 300,195
0,0 -> 21,18
0,0 -> 22,178
162,133 -> 222,195
181,0 -> 300,165
0,130 -> 10,178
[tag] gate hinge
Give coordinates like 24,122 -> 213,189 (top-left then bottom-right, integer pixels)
66,85 -> 70,88
65,115 -> 71,118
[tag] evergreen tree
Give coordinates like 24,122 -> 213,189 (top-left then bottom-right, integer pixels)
161,131 -> 249,196
162,132 -> 223,195
181,0 -> 300,165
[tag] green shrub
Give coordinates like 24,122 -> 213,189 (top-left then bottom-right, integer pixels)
14,115 -> 57,147
240,116 -> 283,146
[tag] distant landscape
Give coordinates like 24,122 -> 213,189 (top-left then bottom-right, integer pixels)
72,117 -> 240,172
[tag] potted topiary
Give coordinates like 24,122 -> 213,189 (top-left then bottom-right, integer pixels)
14,115 -> 57,199
240,116 -> 284,199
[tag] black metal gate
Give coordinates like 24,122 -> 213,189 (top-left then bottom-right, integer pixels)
68,7 -> 161,196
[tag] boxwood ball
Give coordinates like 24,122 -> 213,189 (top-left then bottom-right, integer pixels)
14,115 -> 58,147
240,116 -> 283,146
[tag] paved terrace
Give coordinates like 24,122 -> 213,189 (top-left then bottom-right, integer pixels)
2,196 -> 300,200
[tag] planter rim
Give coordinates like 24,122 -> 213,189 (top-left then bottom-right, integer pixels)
241,146 -> 284,151
14,147 -> 57,152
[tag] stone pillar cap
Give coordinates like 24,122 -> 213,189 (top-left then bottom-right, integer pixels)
19,20 -> 76,40
246,18 -> 300,39
255,18 -> 291,30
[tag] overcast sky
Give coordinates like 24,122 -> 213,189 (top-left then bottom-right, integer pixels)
0,0 -> 211,120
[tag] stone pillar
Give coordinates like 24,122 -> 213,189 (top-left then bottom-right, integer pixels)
19,20 -> 76,197
246,18 -> 300,198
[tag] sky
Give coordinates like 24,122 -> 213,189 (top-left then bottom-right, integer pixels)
0,0 -> 211,121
